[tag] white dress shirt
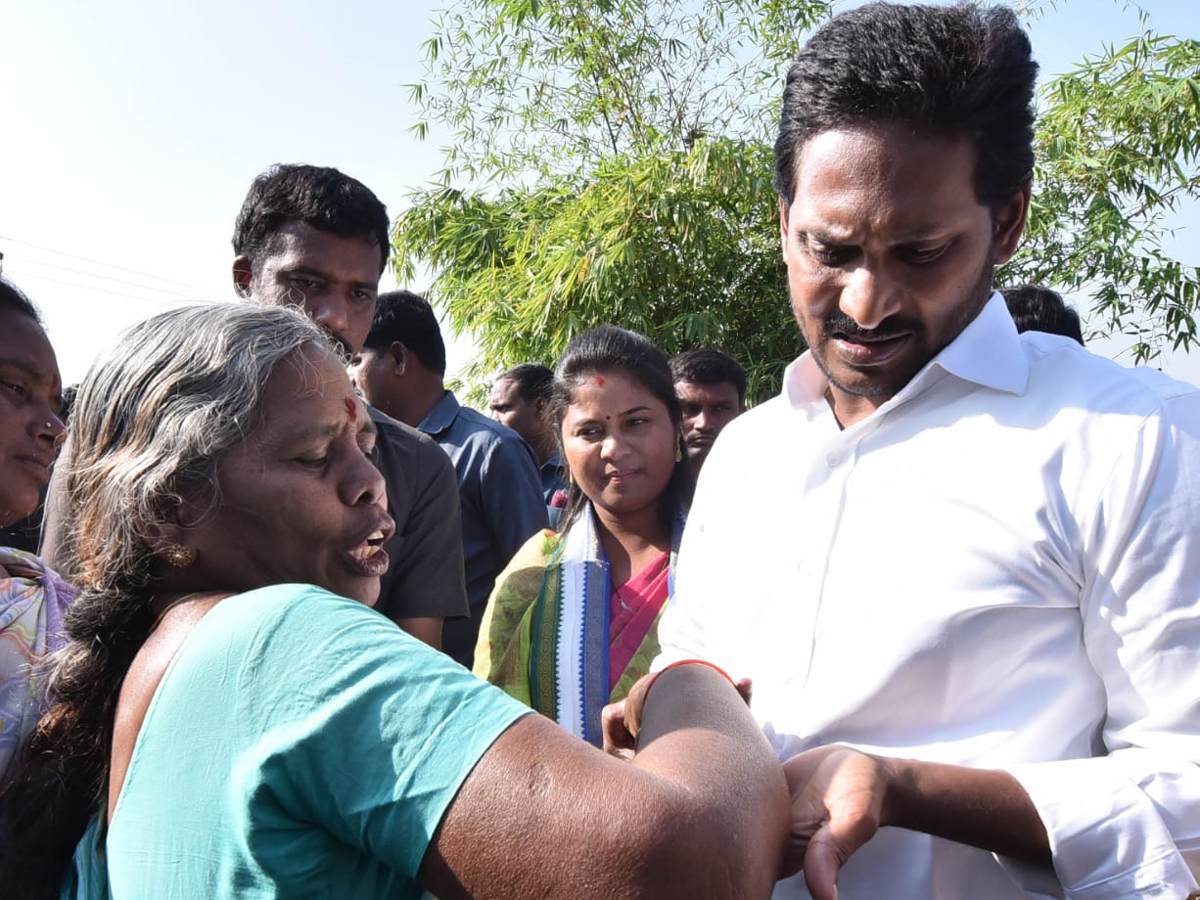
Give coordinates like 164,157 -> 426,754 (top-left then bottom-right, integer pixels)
657,294 -> 1200,900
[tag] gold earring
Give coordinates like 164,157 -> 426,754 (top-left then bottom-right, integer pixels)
163,543 -> 197,569
675,446 -> 683,463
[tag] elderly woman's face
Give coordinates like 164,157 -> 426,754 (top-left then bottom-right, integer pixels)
0,309 -> 65,528
182,345 -> 394,606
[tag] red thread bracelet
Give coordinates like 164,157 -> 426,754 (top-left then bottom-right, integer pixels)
644,658 -> 736,703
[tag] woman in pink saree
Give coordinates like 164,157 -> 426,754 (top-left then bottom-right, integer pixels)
474,327 -> 693,746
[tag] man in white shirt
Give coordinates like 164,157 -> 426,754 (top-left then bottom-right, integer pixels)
649,4 -> 1200,899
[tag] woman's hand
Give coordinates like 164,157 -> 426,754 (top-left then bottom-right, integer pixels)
601,672 -> 654,758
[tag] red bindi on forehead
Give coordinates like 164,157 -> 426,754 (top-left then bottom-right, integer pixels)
596,375 -> 605,386
344,397 -> 358,422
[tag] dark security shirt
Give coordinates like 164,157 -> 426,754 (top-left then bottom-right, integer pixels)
368,406 -> 469,624
417,391 -> 548,667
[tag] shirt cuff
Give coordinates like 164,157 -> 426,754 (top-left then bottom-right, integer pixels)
1001,757 -> 1198,899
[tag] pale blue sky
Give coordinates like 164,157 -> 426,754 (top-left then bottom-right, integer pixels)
1,0 -> 1197,387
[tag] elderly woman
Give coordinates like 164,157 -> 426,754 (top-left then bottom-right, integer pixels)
0,278 -> 71,783
0,304 -> 789,900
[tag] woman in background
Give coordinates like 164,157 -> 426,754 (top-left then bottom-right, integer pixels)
0,304 -> 788,900
0,277 -> 71,783
474,326 -> 692,746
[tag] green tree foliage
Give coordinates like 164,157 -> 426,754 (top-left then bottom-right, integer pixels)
397,139 -> 796,399
1001,31 -> 1200,361
411,0 -> 828,181
398,0 -> 829,400
396,0 -> 1199,399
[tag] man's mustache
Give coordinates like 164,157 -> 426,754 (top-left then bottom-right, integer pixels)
821,313 -> 924,340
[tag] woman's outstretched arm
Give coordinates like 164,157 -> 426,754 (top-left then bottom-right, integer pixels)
421,664 -> 790,900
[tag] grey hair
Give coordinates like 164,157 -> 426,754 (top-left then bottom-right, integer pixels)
0,302 -> 336,893
64,302 -> 334,591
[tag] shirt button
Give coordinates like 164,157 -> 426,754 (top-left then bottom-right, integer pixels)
825,452 -> 842,467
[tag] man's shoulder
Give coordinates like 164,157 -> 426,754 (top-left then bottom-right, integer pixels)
367,404 -> 454,480
368,404 -> 439,449
1021,335 -> 1195,416
687,392 -> 797,495
451,401 -> 529,450
716,392 -> 793,443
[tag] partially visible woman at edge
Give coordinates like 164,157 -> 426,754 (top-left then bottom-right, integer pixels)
474,326 -> 693,746
0,277 -> 71,784
0,304 -> 789,900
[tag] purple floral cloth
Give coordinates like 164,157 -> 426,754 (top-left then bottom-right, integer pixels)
0,546 -> 77,781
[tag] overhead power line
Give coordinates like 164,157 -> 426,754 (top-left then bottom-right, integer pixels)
9,256 -> 218,301
4,268 -> 224,308
0,234 -> 219,295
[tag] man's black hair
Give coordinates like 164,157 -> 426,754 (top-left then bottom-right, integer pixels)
497,363 -> 554,403
364,290 -> 447,374
232,164 -> 391,275
1001,284 -> 1084,345
774,3 -> 1038,213
669,348 -> 747,405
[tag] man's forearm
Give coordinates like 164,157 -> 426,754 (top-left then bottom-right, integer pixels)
781,746 -> 1054,899
878,756 -> 1050,866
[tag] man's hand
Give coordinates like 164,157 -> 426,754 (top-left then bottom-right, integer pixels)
781,745 -> 1053,896
781,745 -> 891,900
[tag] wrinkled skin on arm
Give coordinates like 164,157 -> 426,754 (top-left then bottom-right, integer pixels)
421,666 -> 789,900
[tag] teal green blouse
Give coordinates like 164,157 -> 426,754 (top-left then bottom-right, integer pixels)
64,584 -> 528,899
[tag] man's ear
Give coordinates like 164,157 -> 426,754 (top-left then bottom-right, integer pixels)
992,181 -> 1031,266
535,397 -> 548,415
232,255 -> 254,298
389,341 -> 407,376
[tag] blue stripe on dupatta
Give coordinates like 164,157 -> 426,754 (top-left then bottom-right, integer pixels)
545,501 -> 685,746
553,503 -> 611,746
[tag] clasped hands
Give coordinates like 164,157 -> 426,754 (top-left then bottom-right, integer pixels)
603,671 -> 893,900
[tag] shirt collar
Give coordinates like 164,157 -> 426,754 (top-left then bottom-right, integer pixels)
783,292 -> 1030,411
928,292 -> 1029,395
782,354 -> 829,409
418,390 -> 460,436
